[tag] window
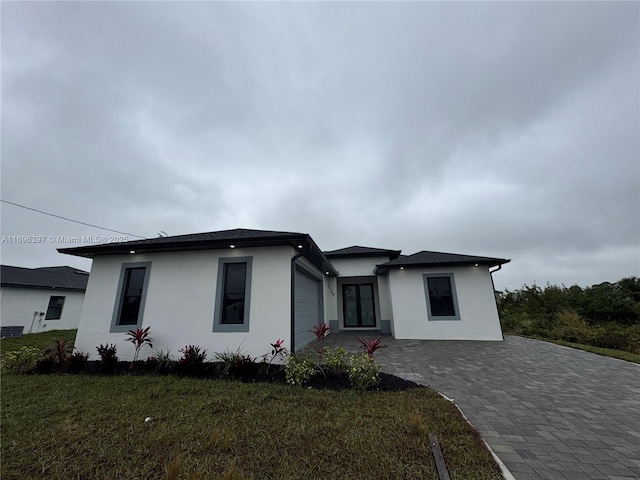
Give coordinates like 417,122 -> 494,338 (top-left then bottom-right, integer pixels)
423,273 -> 461,320
213,257 -> 252,332
45,296 -> 65,320
111,262 -> 151,332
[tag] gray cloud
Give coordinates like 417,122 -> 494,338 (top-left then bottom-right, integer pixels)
1,1 -> 638,290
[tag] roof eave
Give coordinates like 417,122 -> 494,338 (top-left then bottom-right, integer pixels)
375,258 -> 510,275
58,234 -> 340,277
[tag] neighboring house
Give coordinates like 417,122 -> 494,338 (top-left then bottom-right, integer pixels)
59,228 -> 509,361
0,265 -> 89,336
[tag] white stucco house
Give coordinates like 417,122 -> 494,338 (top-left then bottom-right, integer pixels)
59,228 -> 510,360
0,265 -> 89,336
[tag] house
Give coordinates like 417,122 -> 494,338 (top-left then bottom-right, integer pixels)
58,228 -> 509,360
0,265 -> 89,336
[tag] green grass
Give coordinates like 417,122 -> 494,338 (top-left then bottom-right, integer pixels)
529,336 -> 640,364
0,329 -> 77,354
0,331 -> 502,480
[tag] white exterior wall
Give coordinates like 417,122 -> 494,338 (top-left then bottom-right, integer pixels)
74,246 -> 294,361
0,286 -> 85,332
388,266 -> 503,340
330,257 -> 389,277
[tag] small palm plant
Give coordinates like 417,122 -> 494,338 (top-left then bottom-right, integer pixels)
126,326 -> 153,362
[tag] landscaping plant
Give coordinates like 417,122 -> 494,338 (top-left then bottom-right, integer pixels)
262,338 -> 286,373
0,346 -> 40,374
44,338 -> 74,364
126,326 -> 153,362
285,355 -> 316,386
349,353 -> 381,390
213,346 -> 254,378
178,345 -> 207,375
68,351 -> 90,373
96,343 -> 118,373
324,346 -> 348,374
357,337 -> 387,359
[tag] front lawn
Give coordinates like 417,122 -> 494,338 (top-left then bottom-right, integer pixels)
0,331 -> 503,480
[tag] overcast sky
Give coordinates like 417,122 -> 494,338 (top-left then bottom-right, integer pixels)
1,1 -> 638,291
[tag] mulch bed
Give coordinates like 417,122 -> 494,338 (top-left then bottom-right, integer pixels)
32,360 -> 424,391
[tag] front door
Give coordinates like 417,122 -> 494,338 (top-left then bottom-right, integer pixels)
342,283 -> 376,327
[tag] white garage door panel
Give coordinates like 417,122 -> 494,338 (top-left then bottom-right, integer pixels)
294,269 -> 321,349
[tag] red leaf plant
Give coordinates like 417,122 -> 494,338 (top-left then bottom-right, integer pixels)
312,324 -> 331,342
126,326 -> 153,362
357,337 -> 387,359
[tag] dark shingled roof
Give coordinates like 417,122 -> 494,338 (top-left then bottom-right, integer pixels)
376,251 -> 510,273
323,246 -> 402,260
58,228 -> 339,276
1,265 -> 89,291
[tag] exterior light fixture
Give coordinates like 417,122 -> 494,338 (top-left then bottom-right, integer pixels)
297,245 -> 303,249
325,271 -> 330,275
474,263 -> 479,267
129,250 -> 136,254
229,245 -> 235,249
400,267 -> 404,270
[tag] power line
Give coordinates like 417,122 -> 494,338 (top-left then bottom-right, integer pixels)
1,199 -> 147,239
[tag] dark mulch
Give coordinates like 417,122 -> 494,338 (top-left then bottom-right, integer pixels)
32,360 -> 424,391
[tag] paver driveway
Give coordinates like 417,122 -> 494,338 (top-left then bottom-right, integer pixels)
320,334 -> 640,480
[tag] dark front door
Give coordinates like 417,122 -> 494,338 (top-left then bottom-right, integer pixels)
342,283 -> 376,327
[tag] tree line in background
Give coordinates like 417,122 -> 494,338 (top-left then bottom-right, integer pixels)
497,277 -> 640,354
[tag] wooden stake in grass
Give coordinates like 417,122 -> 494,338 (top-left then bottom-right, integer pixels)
429,433 -> 451,480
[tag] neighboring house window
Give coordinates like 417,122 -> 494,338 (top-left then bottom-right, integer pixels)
111,262 -> 152,332
45,296 -> 65,320
213,257 -> 252,332
423,273 -> 461,320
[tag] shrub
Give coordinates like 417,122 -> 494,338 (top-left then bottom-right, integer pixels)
551,310 -> 591,344
590,324 -> 632,351
125,326 -> 153,362
178,345 -> 207,375
96,343 -> 118,373
44,338 -> 73,364
348,353 -> 381,390
324,346 -> 348,373
154,350 -> 176,374
285,355 -> 316,387
68,352 -> 90,373
213,347 -> 254,378
0,346 -> 41,374
144,356 -> 159,373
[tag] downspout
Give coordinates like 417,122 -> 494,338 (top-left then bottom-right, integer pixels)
290,243 -> 311,354
489,264 -> 503,339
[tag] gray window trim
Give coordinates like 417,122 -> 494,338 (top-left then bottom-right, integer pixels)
110,262 -> 152,333
423,273 -> 461,321
213,256 -> 252,332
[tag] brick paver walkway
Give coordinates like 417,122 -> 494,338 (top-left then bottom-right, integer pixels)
319,334 -> 640,480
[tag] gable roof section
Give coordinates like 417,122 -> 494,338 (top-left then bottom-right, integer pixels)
58,228 -> 338,276
1,265 -> 89,291
376,251 -> 510,274
323,246 -> 402,260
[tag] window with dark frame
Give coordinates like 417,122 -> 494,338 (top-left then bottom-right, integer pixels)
45,296 -> 65,320
117,267 -> 147,326
426,276 -> 456,317
220,262 -> 247,325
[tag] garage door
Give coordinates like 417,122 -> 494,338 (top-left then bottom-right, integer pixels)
294,267 -> 322,350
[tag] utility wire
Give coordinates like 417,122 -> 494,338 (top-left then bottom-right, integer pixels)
1,199 -> 147,239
